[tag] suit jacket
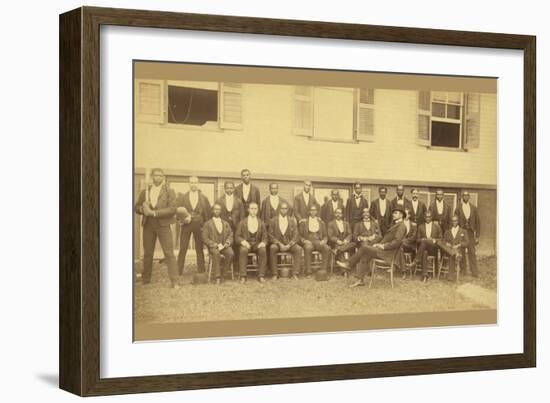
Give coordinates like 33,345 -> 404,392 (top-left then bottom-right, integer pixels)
293,192 -> 319,222
352,220 -> 382,244
176,190 -> 211,225
378,221 -> 407,264
438,226 -> 469,256
298,217 -> 328,243
235,183 -> 261,214
320,199 -> 345,224
134,184 -> 176,227
369,198 -> 393,235
268,215 -> 299,246
201,218 -> 233,249
327,220 -> 353,245
417,221 -> 443,241
402,220 -> 418,247
455,202 -> 481,236
235,217 -> 268,245
429,200 -> 452,232
345,195 -> 369,225
390,196 -> 413,213
409,199 -> 427,225
216,194 -> 245,230
260,196 -> 292,225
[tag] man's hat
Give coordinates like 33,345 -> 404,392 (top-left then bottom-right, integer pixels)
391,206 -> 407,218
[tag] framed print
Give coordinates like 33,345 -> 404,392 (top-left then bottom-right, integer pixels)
59,6 -> 536,396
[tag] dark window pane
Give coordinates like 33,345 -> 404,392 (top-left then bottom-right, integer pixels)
447,104 -> 461,120
167,86 -> 218,125
431,121 -> 460,148
432,102 -> 446,118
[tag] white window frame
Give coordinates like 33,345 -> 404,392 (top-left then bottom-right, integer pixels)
429,91 -> 464,149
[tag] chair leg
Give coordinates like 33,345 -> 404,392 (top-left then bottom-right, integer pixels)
369,260 -> 375,288
207,254 -> 212,283
390,265 -> 394,288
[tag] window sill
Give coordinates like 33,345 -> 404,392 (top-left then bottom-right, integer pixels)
425,146 -> 468,152
307,136 -> 358,144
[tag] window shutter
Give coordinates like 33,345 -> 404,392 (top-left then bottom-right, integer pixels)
417,91 -> 431,146
464,93 -> 480,149
220,83 -> 243,130
292,86 -> 314,136
136,79 -> 165,123
356,88 -> 375,142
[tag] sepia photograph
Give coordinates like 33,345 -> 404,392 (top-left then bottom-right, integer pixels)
133,61 -> 497,341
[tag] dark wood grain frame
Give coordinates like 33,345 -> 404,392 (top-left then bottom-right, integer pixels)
59,6 -> 536,396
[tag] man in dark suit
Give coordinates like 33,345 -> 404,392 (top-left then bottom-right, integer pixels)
416,211 -> 443,283
293,180 -> 319,223
437,215 -> 469,279
176,176 -> 212,275
390,184 -> 412,213
235,202 -> 268,283
429,189 -> 452,234
327,207 -> 356,266
201,203 -> 234,285
369,186 -> 392,236
235,168 -> 261,216
402,207 -> 418,254
338,207 -> 407,287
409,188 -> 427,225
268,202 -> 303,279
134,168 -> 179,288
455,191 -> 481,277
216,181 -> 245,232
260,183 -> 291,226
321,189 -> 345,224
299,205 -> 330,274
345,182 -> 369,230
353,209 -> 382,247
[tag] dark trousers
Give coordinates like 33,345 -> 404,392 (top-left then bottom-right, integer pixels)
142,221 -> 177,286
349,245 -> 386,279
302,240 -> 330,272
178,220 -> 205,274
208,246 -> 234,279
461,229 -> 479,276
239,243 -> 267,277
331,241 -> 356,260
269,244 -> 303,276
416,239 -> 439,276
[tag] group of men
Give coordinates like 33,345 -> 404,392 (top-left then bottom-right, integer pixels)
135,168 -> 481,288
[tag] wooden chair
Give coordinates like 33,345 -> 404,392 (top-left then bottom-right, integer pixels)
369,247 -> 402,289
330,249 -> 350,277
438,253 -> 461,282
245,252 -> 260,277
310,251 -> 323,272
206,249 -> 234,282
402,252 -> 416,279
413,251 -> 438,279
275,252 -> 294,277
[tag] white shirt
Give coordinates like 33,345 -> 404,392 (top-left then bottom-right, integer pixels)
354,194 -> 362,207
149,184 -> 162,208
462,202 -> 471,219
379,198 -> 387,215
331,200 -> 339,212
279,215 -> 289,234
425,222 -> 432,238
362,221 -> 371,231
242,183 -> 250,201
225,194 -> 234,212
213,217 -> 223,234
269,195 -> 280,210
396,197 -> 404,206
404,220 -> 411,234
303,192 -> 310,206
412,199 -> 419,214
308,217 -> 320,232
451,226 -> 459,238
436,199 -> 444,215
336,219 -> 344,233
189,191 -> 199,210
247,216 -> 258,233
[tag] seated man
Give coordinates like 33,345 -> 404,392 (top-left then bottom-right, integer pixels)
415,211 -> 443,283
268,202 -> 303,280
235,202 -> 268,284
337,207 -> 407,287
299,205 -> 331,275
201,203 -> 234,285
327,207 -> 356,267
437,215 -> 469,279
353,208 -> 382,247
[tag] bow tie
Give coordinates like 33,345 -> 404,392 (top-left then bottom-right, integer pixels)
355,195 -> 360,199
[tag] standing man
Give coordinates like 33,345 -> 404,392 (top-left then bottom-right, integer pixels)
429,189 -> 452,234
235,168 -> 261,216
299,205 -> 330,275
321,189 -> 345,224
438,215 -> 469,279
268,202 -> 303,279
345,182 -> 369,230
216,181 -> 245,233
409,188 -> 427,225
134,168 -> 179,288
294,180 -> 319,223
235,202 -> 268,283
260,183 -> 291,227
176,176 -> 211,275
327,207 -> 356,266
390,184 -> 412,213
416,211 -> 443,283
455,191 -> 481,277
370,186 -> 392,236
201,203 -> 234,285
338,207 -> 407,287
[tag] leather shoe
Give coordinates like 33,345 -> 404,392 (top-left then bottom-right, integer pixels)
349,280 -> 365,288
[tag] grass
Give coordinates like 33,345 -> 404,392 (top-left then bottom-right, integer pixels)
134,256 -> 497,324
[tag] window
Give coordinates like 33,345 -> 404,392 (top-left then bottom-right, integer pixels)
168,85 -> 218,126
417,91 -> 480,150
292,86 -> 375,142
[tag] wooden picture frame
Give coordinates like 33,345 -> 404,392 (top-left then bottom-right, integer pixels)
59,6 -> 536,396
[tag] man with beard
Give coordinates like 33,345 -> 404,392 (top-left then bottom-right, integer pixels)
409,188 -> 427,225
321,189 -> 345,224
